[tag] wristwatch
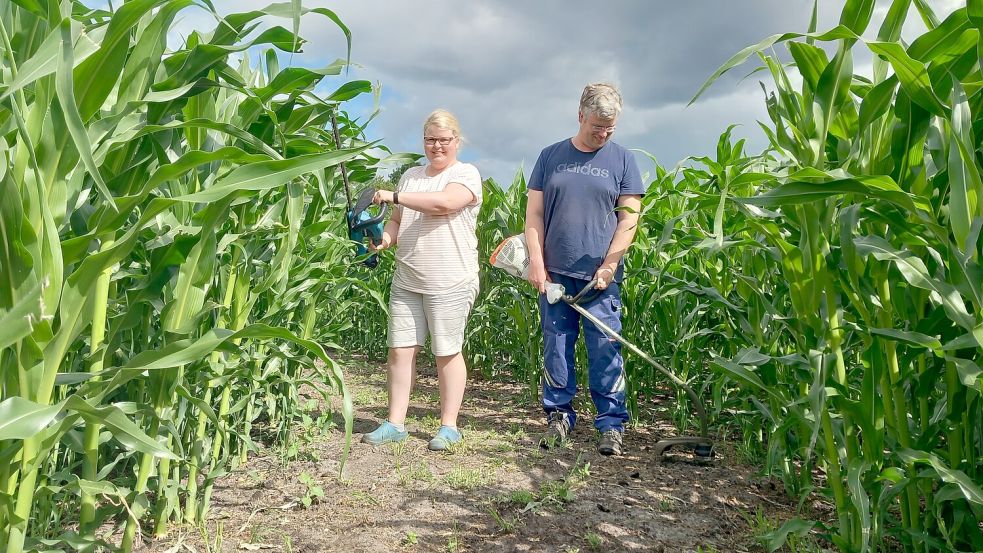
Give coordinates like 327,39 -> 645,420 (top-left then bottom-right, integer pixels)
393,191 -> 400,205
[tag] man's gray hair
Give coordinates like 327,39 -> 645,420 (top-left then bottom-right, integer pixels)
579,83 -> 622,119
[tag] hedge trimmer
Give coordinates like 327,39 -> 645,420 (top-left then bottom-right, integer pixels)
331,111 -> 386,268
491,234 -> 713,459
346,186 -> 387,268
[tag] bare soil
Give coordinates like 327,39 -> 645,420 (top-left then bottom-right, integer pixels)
142,354 -> 799,553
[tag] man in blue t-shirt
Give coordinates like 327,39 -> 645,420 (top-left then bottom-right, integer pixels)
524,82 -> 644,456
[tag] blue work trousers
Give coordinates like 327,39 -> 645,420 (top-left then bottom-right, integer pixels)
540,272 -> 628,432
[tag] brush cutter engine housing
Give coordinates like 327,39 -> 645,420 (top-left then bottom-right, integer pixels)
489,234 -> 565,304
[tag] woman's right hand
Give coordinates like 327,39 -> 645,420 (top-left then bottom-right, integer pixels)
527,260 -> 549,294
373,190 -> 395,205
368,233 -> 393,252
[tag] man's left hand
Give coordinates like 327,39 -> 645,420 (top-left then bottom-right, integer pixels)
594,266 -> 616,290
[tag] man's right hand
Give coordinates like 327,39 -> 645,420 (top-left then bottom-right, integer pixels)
527,260 -> 549,293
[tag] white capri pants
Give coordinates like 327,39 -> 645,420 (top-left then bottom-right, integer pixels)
387,280 -> 480,356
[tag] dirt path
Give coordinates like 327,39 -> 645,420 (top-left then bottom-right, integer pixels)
145,355 -> 795,553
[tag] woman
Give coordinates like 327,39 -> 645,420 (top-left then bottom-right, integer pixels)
362,109 -> 482,451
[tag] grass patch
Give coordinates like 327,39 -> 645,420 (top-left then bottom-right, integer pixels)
487,505 -> 519,533
353,387 -> 387,407
397,462 -> 436,487
410,390 -> 440,404
491,459 -> 590,514
347,490 -> 380,508
418,414 -> 442,433
443,466 -> 492,490
388,440 -> 408,457
583,529 -> 603,550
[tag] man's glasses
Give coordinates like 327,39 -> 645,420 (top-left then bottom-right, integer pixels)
591,125 -> 616,133
424,136 -> 456,146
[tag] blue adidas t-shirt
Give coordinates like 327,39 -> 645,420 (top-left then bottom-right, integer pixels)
528,139 -> 644,281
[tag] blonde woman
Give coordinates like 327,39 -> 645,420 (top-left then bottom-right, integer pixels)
363,109 -> 482,450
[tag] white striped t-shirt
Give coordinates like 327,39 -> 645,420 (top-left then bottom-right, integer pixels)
392,162 -> 483,294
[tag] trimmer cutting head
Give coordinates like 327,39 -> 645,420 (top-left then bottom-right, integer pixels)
653,437 -> 715,459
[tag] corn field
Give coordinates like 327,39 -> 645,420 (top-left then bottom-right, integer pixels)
1,0 -> 982,552
0,0 -> 418,551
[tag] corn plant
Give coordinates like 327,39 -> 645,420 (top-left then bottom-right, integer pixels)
677,0 -> 983,550
0,0 -> 400,550
468,169 -> 544,390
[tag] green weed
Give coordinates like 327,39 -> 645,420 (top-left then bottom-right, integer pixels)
487,506 -> 518,533
297,472 -> 325,508
444,466 -> 492,490
584,530 -> 603,550
397,462 -> 435,487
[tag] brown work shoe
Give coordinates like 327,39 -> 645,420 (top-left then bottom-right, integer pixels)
539,412 -> 570,449
597,429 -> 623,456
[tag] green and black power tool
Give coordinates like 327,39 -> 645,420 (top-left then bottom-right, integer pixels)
347,186 -> 387,268
331,110 -> 388,268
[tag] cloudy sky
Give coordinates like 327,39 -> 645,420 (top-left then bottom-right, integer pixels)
166,0 -> 962,185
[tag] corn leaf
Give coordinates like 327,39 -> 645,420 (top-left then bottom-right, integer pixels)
947,80 -> 983,252
839,0 -> 876,36
898,449 -> 983,505
73,0 -> 169,120
867,41 -> 946,115
64,397 -> 179,460
709,354 -> 785,403
741,175 -> 931,214
0,397 -> 63,440
854,236 -> 975,330
175,146 -> 368,203
0,21 -> 100,104
0,280 -> 43,351
54,19 -> 115,211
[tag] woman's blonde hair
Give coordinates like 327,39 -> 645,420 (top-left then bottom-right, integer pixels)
423,109 -> 463,143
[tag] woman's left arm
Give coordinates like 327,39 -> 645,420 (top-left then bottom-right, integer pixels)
375,183 -> 475,215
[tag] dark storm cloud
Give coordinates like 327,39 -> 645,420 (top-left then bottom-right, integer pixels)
278,0 -> 826,181
326,1 -> 840,102
178,0 -> 962,183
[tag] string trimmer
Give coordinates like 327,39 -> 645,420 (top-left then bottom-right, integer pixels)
490,234 -> 713,459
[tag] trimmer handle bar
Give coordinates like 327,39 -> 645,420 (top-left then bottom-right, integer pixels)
349,186 -> 388,233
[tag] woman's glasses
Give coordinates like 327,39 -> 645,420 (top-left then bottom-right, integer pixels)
424,136 -> 456,146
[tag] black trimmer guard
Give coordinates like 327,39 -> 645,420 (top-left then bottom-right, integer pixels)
653,436 -> 715,459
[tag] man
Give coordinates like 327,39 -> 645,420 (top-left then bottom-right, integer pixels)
524,82 -> 644,456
